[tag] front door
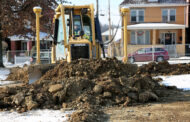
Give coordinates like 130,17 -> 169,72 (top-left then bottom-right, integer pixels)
165,33 -> 172,45
160,32 -> 177,57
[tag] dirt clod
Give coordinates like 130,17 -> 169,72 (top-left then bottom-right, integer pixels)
13,92 -> 25,105
48,84 -> 64,93
93,85 -> 103,94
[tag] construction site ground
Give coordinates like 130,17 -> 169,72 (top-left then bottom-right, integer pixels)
1,83 -> 190,122
1,59 -> 190,122
105,91 -> 190,122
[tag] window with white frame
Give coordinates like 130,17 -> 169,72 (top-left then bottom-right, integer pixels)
130,9 -> 144,22
162,9 -> 176,22
130,30 -> 150,45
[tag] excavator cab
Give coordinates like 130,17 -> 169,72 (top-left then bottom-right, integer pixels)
53,4 -> 103,62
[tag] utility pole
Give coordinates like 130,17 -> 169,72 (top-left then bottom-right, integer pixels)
96,0 -> 99,17
108,0 -> 112,57
108,0 -> 111,42
0,23 -> 4,67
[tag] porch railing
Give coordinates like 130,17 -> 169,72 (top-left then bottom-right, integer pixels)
3,49 -> 51,65
107,44 -> 190,61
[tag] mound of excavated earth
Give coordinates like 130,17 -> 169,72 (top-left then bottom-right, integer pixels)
138,61 -> 190,76
5,64 -> 56,83
0,58 -> 179,122
5,67 -> 29,83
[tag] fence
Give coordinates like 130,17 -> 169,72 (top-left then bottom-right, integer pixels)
3,49 -> 51,65
106,44 -> 190,63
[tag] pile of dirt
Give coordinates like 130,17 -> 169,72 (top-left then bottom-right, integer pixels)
5,63 -> 56,83
38,58 -> 138,82
6,67 -> 29,83
138,61 -> 190,76
0,58 -> 179,121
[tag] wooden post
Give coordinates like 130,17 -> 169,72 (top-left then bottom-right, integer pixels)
182,29 -> 186,56
152,29 -> 156,61
182,29 -> 186,45
51,44 -> 56,64
153,30 -> 156,45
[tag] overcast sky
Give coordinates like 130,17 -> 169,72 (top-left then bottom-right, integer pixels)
64,0 -> 124,25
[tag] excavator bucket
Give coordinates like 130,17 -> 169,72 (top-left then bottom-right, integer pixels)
28,64 -> 56,84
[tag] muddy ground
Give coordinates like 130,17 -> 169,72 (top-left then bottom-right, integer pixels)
1,58 -> 190,122
105,91 -> 190,122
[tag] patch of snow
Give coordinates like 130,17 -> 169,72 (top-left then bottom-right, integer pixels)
0,81 -> 17,86
134,60 -> 190,66
0,68 -> 10,81
177,57 -> 190,60
4,61 -> 30,68
0,109 -> 73,122
157,74 -> 190,91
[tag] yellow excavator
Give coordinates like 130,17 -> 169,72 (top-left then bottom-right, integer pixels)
52,4 -> 105,63
29,4 -> 106,83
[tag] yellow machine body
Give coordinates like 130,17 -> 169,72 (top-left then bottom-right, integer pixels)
53,4 -> 101,62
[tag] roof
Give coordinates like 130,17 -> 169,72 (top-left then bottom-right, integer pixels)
120,0 -> 188,7
102,28 -> 122,42
121,0 -> 187,5
127,23 -> 186,30
10,32 -> 52,41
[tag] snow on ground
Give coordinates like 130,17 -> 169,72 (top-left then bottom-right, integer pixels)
178,57 -> 190,60
133,60 -> 190,66
157,74 -> 190,91
0,68 -> 10,81
0,109 -> 73,122
0,68 -> 20,86
4,61 -> 30,68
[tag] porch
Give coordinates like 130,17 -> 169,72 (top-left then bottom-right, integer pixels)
127,23 -> 186,57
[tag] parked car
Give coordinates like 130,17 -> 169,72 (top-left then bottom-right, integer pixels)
128,47 -> 169,63
30,52 -> 51,64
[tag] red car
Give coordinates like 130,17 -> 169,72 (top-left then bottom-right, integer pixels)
128,47 -> 170,63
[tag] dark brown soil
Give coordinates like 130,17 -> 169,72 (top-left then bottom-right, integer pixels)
138,61 -> 190,76
0,59 -> 182,122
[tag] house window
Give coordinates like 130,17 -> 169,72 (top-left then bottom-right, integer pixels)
21,42 -> 27,50
40,40 -> 52,50
131,31 -> 136,44
105,36 -> 109,41
130,30 -> 150,45
130,9 -> 144,22
162,9 -> 176,22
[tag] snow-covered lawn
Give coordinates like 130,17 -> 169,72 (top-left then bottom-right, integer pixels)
4,61 -> 30,68
0,68 -> 10,81
135,59 -> 190,66
0,109 -> 73,122
158,74 -> 190,91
